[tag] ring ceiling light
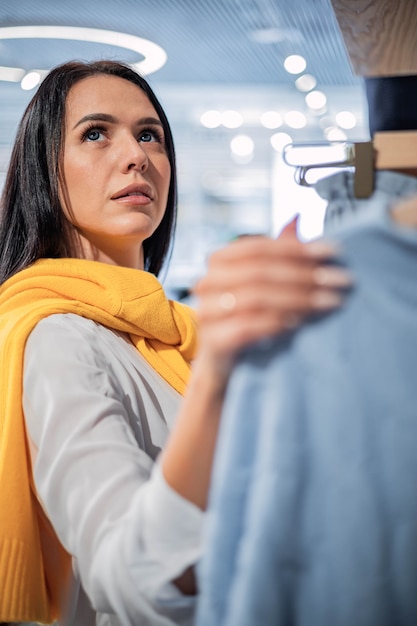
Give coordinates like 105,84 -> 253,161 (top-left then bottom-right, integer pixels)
0,25 -> 167,84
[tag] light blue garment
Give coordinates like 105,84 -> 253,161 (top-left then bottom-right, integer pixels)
196,170 -> 417,626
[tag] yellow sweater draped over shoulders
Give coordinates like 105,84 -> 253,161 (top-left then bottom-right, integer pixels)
0,258 -> 197,623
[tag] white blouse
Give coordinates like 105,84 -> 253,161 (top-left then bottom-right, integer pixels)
23,313 -> 203,626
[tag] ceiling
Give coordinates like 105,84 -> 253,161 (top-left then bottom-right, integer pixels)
0,0 -> 370,288
0,0 -> 360,85
0,0 -> 368,143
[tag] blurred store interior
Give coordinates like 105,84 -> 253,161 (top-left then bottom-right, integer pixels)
0,0 -> 369,297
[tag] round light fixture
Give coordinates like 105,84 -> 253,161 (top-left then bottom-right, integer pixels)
283,54 -> 307,75
200,110 -> 222,128
20,71 -> 42,90
221,110 -> 244,129
284,110 -> 307,129
335,110 -> 357,129
305,90 -> 327,110
295,74 -> 317,92
260,111 -> 283,129
230,134 -> 254,157
0,25 -> 167,84
270,131 -> 292,152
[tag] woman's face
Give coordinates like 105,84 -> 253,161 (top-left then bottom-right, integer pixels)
61,74 -> 171,269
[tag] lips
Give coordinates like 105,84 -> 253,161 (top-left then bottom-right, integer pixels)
112,183 -> 153,201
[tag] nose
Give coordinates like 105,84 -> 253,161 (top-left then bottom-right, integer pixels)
120,133 -> 148,173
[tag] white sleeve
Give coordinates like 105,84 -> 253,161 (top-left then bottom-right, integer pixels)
23,315 -> 203,625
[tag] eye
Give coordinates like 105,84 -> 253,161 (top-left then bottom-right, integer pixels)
82,126 -> 106,142
139,127 -> 164,144
139,131 -> 154,143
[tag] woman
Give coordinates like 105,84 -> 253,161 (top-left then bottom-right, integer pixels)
0,60 -> 350,626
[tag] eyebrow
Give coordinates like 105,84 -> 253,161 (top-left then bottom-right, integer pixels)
72,113 -> 164,130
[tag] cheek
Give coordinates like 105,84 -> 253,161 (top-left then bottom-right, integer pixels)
63,151 -> 99,195
159,159 -> 172,202
65,155 -> 95,188
60,156 -> 96,223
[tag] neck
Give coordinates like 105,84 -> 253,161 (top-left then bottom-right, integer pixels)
71,231 -> 145,270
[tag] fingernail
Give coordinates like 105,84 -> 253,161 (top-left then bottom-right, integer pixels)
311,291 -> 343,309
314,267 -> 353,287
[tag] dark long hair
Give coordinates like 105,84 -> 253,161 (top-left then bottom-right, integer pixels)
0,60 -> 178,283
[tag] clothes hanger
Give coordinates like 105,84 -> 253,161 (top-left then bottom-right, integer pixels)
283,130 -> 417,199
324,0 -> 417,216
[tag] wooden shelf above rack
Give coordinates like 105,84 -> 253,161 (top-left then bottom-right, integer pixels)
331,0 -> 417,77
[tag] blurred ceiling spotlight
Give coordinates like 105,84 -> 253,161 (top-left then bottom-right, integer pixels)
260,110 -> 283,129
295,74 -> 317,92
284,54 -> 307,74
230,134 -> 254,157
250,27 -> 283,44
21,71 -> 42,90
200,110 -> 222,128
270,131 -> 292,152
284,110 -> 307,129
325,126 -> 348,141
221,110 -> 244,128
305,90 -> 327,110
335,110 -> 357,129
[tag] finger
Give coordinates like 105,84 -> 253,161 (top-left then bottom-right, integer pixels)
279,215 -> 299,238
203,236 -> 342,274
194,259 -> 353,299
196,283 -> 345,329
